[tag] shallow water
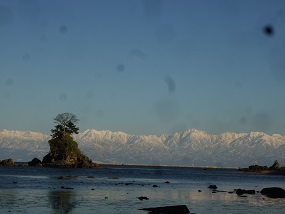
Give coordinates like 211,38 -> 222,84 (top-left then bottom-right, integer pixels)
0,165 -> 285,213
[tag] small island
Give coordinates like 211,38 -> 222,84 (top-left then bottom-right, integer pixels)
0,113 -> 98,168
40,113 -> 97,168
239,160 -> 285,175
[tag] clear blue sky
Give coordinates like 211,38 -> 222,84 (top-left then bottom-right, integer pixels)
1,0 -> 285,135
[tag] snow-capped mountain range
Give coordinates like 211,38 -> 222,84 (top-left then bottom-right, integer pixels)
1,128 -> 285,167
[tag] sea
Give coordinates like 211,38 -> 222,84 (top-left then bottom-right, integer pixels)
0,164 -> 285,214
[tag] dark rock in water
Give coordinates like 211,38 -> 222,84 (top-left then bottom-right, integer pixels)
261,187 -> 285,198
1,158 -> 14,166
140,205 -> 190,213
28,158 -> 42,167
153,185 -> 159,188
236,189 -> 244,195
137,196 -> 149,201
236,189 -> 255,196
208,185 -> 217,189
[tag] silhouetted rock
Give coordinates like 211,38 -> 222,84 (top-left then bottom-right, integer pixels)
1,158 -> 14,166
28,158 -> 42,166
261,187 -> 285,198
236,189 -> 255,196
140,205 -> 190,213
208,185 -> 217,189
137,196 -> 149,201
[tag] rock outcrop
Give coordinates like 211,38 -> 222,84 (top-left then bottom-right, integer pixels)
1,158 -> 14,166
239,160 -> 285,175
236,189 -> 255,196
261,187 -> 285,198
28,158 -> 42,167
208,185 -> 218,189
42,134 -> 97,168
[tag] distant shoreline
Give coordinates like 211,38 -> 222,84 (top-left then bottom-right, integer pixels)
14,161 -> 238,169
99,162 -> 238,169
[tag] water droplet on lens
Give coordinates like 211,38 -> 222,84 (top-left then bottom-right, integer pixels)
263,25 -> 274,36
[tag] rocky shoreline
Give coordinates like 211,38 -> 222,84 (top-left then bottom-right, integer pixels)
0,157 -> 99,168
239,160 -> 285,175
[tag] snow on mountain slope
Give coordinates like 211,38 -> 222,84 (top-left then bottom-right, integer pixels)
1,129 -> 285,167
0,129 -> 50,161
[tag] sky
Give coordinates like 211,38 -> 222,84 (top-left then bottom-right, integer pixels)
1,0 -> 285,136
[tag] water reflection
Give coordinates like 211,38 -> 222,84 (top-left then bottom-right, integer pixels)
0,185 -> 284,213
48,190 -> 76,214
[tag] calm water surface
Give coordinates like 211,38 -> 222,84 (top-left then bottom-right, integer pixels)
0,165 -> 285,213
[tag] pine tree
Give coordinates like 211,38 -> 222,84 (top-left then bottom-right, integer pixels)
51,113 -> 79,139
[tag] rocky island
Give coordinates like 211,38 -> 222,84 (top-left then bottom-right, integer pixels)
38,113 -> 97,168
42,134 -> 97,168
0,158 -> 14,166
239,160 -> 285,175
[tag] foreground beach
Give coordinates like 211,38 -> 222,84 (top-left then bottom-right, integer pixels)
1,165 -> 285,213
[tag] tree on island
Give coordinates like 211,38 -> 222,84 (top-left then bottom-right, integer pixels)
51,112 -> 79,138
42,113 -> 97,168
